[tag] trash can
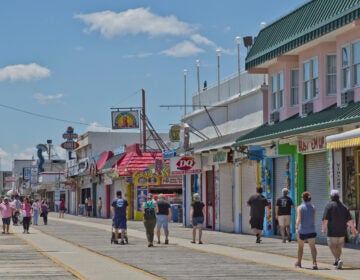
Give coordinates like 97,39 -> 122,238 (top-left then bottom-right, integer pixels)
78,204 -> 85,216
171,204 -> 181,223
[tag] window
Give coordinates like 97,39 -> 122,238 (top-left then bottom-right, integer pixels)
271,72 -> 284,110
326,55 -> 336,95
341,41 -> 360,90
291,69 -> 299,106
303,58 -> 318,100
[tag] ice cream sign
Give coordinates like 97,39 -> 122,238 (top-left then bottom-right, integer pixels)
170,155 -> 201,175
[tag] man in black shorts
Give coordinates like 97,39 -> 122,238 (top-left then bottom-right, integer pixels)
247,186 -> 270,243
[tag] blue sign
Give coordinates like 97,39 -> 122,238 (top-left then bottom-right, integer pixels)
162,149 -> 176,159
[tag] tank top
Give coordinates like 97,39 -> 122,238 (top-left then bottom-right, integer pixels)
299,202 -> 316,234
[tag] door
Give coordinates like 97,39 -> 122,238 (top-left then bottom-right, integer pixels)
205,169 -> 215,230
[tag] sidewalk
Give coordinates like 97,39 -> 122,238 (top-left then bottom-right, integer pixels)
57,213 -> 360,279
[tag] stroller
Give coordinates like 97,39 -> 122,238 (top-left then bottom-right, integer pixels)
110,222 -> 128,245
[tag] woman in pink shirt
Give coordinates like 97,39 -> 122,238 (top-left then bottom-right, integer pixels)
21,197 -> 32,234
0,197 -> 15,234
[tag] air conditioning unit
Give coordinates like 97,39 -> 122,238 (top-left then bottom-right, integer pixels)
302,102 -> 313,116
341,89 -> 354,106
269,111 -> 280,123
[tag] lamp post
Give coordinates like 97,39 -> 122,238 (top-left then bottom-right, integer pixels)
216,48 -> 221,101
196,59 -> 201,108
236,36 -> 241,94
183,69 -> 188,115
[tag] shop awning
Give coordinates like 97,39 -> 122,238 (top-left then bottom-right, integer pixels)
326,128 -> 360,149
116,144 -> 162,176
97,151 -> 114,170
234,102 -> 360,146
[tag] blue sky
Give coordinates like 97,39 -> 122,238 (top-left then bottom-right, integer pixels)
0,0 -> 306,171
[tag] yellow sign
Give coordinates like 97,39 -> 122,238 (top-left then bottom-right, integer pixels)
132,170 -> 161,186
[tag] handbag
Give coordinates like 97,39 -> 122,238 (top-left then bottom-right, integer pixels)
40,212 -> 44,217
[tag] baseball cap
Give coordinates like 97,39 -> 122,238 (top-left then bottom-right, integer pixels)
4,196 -> 9,200
330,189 -> 339,197
193,193 -> 200,200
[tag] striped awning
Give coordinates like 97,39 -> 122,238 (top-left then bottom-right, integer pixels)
326,128 -> 360,149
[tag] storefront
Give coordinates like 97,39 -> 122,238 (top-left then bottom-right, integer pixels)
326,128 -> 360,235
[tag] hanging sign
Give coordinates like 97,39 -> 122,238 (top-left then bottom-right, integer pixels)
111,110 -> 140,129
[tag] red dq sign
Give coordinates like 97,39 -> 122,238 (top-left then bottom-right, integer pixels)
170,155 -> 201,175
176,156 -> 195,170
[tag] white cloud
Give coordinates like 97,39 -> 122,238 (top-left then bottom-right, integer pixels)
123,52 -> 153,59
0,147 -> 35,171
161,41 -> 205,57
86,122 -> 112,132
33,93 -> 64,104
74,8 -> 195,38
0,63 -> 51,82
191,34 -> 216,47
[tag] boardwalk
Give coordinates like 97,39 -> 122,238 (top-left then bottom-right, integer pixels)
1,213 -> 359,279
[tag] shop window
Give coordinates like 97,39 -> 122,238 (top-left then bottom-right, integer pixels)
344,148 -> 356,210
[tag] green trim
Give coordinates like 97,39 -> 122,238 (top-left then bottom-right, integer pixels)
234,102 -> 360,146
246,0 -> 360,70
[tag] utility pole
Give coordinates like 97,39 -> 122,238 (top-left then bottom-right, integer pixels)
142,89 -> 146,152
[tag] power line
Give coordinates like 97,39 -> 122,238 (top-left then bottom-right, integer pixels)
0,102 -> 112,129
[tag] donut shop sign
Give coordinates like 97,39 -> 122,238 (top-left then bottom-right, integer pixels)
170,155 -> 201,175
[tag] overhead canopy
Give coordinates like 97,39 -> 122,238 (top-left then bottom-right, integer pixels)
326,128 -> 360,149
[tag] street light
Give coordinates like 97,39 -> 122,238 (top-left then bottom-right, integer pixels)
196,59 -> 201,108
183,69 -> 188,115
216,48 -> 221,101
236,36 -> 241,94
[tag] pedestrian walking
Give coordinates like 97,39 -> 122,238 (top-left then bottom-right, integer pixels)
0,197 -> 15,234
40,199 -> 49,225
156,193 -> 171,244
247,186 -> 270,243
295,191 -> 318,270
142,193 -> 157,247
111,191 -> 128,245
321,189 -> 358,269
190,193 -> 205,244
21,197 -> 32,234
275,187 -> 294,242
59,198 -> 65,218
32,199 -> 40,225
12,194 -> 21,226
97,197 -> 102,218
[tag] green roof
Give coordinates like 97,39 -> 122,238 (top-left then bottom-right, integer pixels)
234,102 -> 360,146
246,0 -> 360,70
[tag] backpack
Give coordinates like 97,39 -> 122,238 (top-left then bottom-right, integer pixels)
144,202 -> 156,219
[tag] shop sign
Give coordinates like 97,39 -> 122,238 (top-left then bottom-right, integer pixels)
162,176 -> 183,185
5,176 -> 16,182
78,158 -> 89,175
162,149 -> 177,159
61,141 -> 79,150
298,136 -> 325,153
169,125 -> 180,142
170,155 -> 201,175
111,110 -> 139,129
133,170 -> 161,186
211,151 -> 228,164
62,126 -> 78,140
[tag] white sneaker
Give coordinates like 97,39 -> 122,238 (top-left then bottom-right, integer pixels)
337,259 -> 343,269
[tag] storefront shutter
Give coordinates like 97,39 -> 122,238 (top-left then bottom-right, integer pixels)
305,152 -> 328,242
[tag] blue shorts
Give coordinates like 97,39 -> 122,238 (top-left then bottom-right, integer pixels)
192,217 -> 204,226
156,215 -> 169,229
114,216 -> 127,229
2,217 -> 11,225
299,232 -> 317,240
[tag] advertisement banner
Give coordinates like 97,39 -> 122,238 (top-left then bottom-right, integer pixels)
170,155 -> 201,175
111,110 -> 140,129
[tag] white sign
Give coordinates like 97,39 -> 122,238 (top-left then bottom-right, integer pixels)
169,155 -> 201,175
